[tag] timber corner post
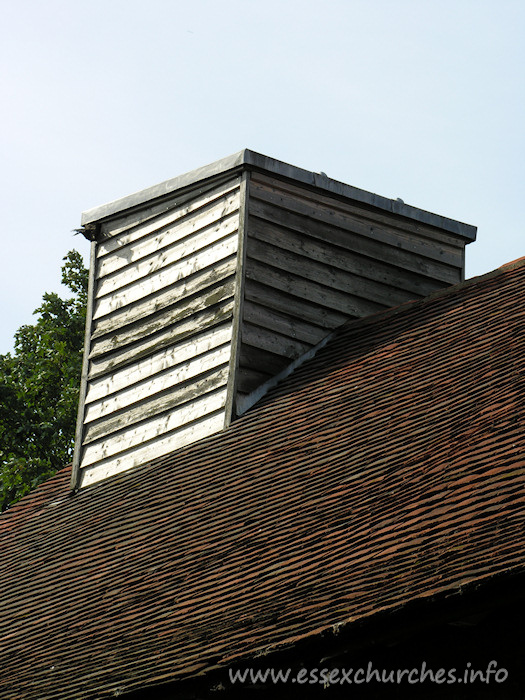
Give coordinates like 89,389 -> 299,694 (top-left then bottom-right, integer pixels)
71,239 -> 97,491
224,170 -> 250,427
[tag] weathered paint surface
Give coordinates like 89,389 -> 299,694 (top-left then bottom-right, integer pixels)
73,156 -> 473,488
74,176 -> 241,487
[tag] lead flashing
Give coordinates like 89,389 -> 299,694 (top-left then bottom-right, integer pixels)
81,149 -> 477,240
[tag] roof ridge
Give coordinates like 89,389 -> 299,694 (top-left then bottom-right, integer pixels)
335,255 -> 525,336
238,256 -> 525,416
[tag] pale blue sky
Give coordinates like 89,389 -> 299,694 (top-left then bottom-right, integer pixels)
1,0 -> 523,353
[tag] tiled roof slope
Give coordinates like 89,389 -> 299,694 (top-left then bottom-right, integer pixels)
1,259 -> 524,700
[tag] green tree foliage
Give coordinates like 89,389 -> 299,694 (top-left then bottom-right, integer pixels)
0,251 -> 88,511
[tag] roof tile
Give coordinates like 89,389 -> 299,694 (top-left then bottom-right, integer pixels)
0,259 -> 524,699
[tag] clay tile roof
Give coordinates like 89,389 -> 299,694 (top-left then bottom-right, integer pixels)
1,258 -> 524,700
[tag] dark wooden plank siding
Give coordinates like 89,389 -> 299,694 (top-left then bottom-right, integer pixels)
245,259 -> 383,316
250,173 -> 467,253
237,173 -> 465,411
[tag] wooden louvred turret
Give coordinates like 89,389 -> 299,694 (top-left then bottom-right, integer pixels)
72,150 -> 476,488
